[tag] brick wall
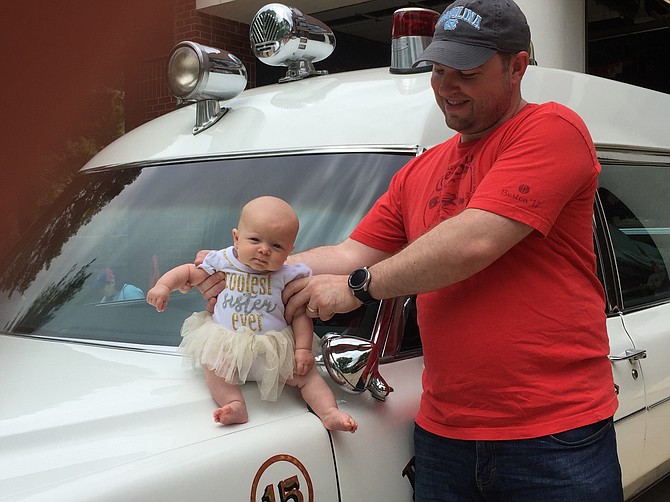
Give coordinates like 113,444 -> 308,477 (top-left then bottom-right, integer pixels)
126,0 -> 255,131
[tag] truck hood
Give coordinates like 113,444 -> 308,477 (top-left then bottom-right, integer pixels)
0,335 -> 309,499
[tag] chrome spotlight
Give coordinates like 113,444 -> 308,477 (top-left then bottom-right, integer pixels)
321,333 -> 394,401
166,41 -> 247,134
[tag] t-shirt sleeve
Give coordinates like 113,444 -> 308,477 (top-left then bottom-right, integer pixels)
198,249 -> 225,275
349,166 -> 412,254
284,262 -> 313,283
469,105 -> 600,236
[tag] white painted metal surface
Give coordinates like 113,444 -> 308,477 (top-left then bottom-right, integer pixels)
0,335 -> 340,501
84,65 -> 670,172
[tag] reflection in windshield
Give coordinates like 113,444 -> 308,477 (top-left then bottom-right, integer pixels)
0,153 -> 411,346
0,170 -> 140,297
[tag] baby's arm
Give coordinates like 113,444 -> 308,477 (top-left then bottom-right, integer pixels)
147,264 -> 210,312
292,310 -> 315,376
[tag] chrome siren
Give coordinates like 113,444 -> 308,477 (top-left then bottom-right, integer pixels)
250,3 -> 336,83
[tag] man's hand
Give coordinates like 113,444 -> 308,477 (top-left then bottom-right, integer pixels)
191,272 -> 224,314
283,274 -> 362,323
193,250 -> 225,314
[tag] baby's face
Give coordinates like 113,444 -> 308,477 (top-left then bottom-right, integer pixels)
233,220 -> 295,272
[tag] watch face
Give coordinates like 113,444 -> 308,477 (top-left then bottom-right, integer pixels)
349,268 -> 368,289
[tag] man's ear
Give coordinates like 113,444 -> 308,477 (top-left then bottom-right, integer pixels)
512,51 -> 529,79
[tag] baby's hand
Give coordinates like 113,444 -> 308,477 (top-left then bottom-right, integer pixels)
147,284 -> 171,312
294,349 -> 314,376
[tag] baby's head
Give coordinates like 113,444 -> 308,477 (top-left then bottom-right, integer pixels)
233,196 -> 299,272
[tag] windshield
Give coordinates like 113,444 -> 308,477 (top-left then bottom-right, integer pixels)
0,152 -> 412,347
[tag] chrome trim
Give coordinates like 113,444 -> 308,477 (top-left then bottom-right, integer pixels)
378,296 -> 423,363
613,406 -> 647,424
609,348 -> 648,363
596,146 -> 670,165
194,99 -> 228,135
648,394 -> 670,411
390,35 -> 433,74
81,145 -> 423,173
620,297 -> 670,313
1,332 -> 181,356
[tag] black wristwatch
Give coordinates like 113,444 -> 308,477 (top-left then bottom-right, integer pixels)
348,267 -> 377,304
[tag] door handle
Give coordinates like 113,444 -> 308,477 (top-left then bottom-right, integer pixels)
609,348 -> 647,363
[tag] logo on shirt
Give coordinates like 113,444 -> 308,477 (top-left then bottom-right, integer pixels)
423,153 -> 475,228
500,185 -> 540,207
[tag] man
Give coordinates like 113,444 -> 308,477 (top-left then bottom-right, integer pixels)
199,0 -> 623,499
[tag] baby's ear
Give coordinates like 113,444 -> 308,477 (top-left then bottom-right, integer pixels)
232,228 -> 239,245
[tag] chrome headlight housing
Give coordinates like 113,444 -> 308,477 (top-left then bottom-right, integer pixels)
167,41 -> 247,102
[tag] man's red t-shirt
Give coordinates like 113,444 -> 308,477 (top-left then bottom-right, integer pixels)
350,102 -> 618,440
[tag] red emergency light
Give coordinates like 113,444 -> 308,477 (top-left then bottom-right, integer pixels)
390,8 -> 440,74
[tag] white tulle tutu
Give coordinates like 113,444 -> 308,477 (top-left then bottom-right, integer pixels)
179,311 -> 295,401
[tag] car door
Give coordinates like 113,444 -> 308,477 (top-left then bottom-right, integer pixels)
597,153 -> 670,495
313,298 -> 423,501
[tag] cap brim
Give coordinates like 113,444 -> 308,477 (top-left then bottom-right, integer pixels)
413,41 -> 497,71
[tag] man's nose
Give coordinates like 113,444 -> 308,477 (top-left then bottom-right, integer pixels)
437,75 -> 456,95
434,70 -> 458,95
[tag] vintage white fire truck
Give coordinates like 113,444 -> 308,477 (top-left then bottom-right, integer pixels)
1,2 -> 670,500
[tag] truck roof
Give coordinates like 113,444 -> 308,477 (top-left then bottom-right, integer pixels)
83,65 -> 670,170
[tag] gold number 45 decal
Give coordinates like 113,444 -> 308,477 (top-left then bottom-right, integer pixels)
252,454 -> 314,502
262,475 -> 303,502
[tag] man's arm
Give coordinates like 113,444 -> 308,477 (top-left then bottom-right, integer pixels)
285,208 -> 534,321
288,237 -> 391,274
367,208 -> 533,299
196,238 -> 390,304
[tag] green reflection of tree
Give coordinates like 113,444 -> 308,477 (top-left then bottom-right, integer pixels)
9,265 -> 93,333
0,168 -> 140,297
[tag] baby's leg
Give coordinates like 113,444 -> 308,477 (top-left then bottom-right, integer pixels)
203,367 -> 248,425
287,367 -> 357,433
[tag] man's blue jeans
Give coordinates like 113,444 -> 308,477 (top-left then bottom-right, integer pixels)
414,418 -> 623,501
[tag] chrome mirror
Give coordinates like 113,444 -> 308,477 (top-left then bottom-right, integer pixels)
321,333 -> 394,401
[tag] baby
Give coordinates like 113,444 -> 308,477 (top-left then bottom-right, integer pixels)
147,196 -> 357,432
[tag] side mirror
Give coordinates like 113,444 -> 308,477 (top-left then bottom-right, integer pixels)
321,333 -> 394,401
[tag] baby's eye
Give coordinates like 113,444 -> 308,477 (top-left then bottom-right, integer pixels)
272,243 -> 283,250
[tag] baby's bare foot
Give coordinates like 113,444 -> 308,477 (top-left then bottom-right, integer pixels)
321,409 -> 358,433
212,401 -> 248,425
